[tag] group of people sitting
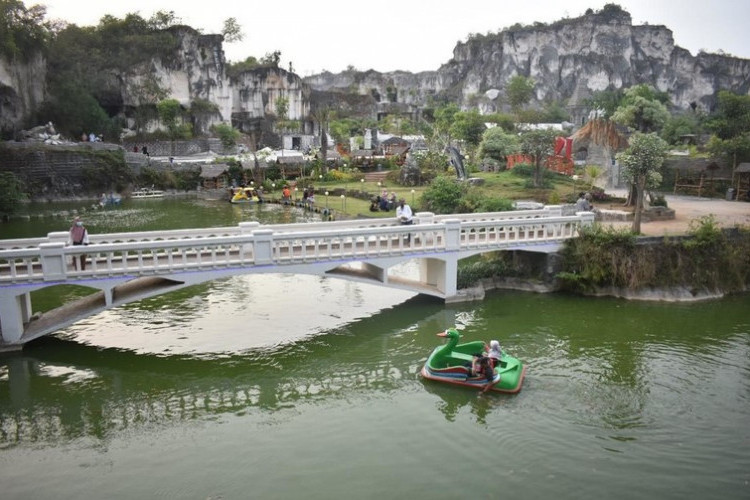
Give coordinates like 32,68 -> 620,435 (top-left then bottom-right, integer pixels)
471,340 -> 503,393
369,190 -> 398,212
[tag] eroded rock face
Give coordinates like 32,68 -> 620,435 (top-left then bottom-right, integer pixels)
0,52 -> 46,137
305,8 -> 750,116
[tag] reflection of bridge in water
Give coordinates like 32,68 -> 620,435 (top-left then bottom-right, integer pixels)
0,208 -> 594,349
0,306 -> 478,445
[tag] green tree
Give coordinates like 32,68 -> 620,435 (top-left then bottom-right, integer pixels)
222,17 -> 243,43
421,175 -> 465,214
260,50 -> 281,67
432,103 -> 459,148
478,127 -> 519,166
450,109 -> 486,146
147,10 -> 180,30
506,75 -> 535,113
0,171 -> 25,217
519,128 -> 558,187
38,80 -> 113,139
128,73 -> 168,135
585,88 -> 624,118
211,123 -> 240,148
611,84 -> 670,133
0,0 -> 50,61
705,90 -> 750,185
661,113 -> 702,145
616,132 -> 669,233
157,98 -> 185,155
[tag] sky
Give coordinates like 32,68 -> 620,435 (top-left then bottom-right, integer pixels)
34,0 -> 750,76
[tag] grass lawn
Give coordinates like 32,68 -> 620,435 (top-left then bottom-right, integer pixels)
305,169 -> 591,219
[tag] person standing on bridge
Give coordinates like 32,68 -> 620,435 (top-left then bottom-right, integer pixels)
69,216 -> 90,271
396,198 -> 413,243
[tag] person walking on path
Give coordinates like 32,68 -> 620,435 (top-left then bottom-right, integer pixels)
68,216 -> 90,270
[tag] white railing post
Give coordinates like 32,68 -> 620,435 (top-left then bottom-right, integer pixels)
253,229 -> 274,265
544,205 -> 563,217
39,242 -> 67,281
444,219 -> 461,251
414,212 -> 435,225
48,231 -> 69,246
577,211 -> 596,228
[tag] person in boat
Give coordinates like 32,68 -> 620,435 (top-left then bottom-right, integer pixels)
68,216 -> 90,271
486,340 -> 502,368
471,353 -> 495,393
282,186 -> 291,202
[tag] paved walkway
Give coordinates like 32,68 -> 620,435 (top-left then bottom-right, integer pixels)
597,193 -> 750,236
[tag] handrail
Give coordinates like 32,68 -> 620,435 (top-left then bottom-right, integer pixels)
0,211 -> 593,285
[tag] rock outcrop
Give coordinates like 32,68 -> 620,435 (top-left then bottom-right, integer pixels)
305,6 -> 750,122
0,52 -> 46,137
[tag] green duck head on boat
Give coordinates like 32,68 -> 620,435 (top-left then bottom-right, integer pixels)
437,328 -> 461,348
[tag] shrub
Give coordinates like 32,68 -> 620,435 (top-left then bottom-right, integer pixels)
457,258 -> 509,288
421,176 -> 465,214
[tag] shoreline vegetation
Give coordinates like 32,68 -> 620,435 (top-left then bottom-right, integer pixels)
456,217 -> 750,303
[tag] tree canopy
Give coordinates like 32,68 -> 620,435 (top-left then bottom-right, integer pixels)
506,75 -> 535,112
616,132 -> 669,233
478,127 -> 519,162
611,84 -> 670,133
0,0 -> 50,61
520,128 -> 558,187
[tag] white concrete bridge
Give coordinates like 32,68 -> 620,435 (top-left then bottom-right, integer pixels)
0,207 -> 594,350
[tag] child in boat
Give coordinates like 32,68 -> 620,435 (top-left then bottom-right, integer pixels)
471,353 -> 495,392
487,340 -> 502,368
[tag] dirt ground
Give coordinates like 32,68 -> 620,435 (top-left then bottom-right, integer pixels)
597,193 -> 750,236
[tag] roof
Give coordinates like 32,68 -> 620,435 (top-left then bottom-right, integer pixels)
200,164 -> 228,178
381,136 -> 408,145
737,163 -> 750,173
352,149 -> 374,157
277,155 -> 305,164
386,145 -> 410,156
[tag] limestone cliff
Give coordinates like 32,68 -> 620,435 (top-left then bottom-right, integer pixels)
0,52 -> 46,136
304,7 -> 750,121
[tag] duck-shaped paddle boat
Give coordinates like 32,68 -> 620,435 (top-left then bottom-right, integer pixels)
421,328 -> 526,393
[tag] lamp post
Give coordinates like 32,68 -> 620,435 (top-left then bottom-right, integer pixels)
294,186 -> 298,201
572,175 -> 579,195
340,194 -> 346,212
411,189 -> 416,206
325,191 -> 329,209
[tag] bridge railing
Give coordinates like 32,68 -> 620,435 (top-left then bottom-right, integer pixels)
0,206 -> 565,250
0,211 -> 593,284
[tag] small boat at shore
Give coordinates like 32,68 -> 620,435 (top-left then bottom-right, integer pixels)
131,187 -> 165,199
230,187 -> 260,204
421,328 -> 526,393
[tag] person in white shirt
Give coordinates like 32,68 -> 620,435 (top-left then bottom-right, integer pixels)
396,198 -> 413,243
396,198 -> 413,224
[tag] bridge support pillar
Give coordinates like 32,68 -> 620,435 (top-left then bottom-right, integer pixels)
420,257 -> 457,297
0,291 -> 26,344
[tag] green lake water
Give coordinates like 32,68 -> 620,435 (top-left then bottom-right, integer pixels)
1,198 -> 748,499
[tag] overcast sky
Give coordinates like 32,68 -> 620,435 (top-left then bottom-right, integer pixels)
36,0 -> 750,76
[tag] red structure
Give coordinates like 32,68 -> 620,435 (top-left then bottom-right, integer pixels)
506,136 -> 574,175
